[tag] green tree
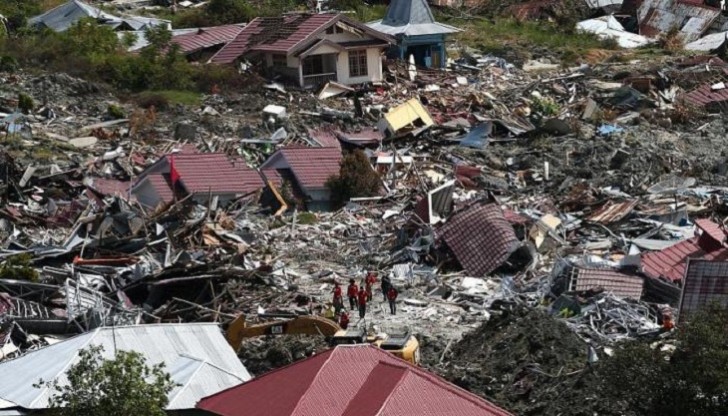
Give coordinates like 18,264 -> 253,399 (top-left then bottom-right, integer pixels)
60,18 -> 119,60
596,306 -> 728,416
37,345 -> 176,416
325,150 -> 381,208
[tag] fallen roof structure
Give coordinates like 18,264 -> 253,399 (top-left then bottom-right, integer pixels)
378,98 -> 435,138
635,0 -> 721,42
28,0 -> 170,32
438,201 -> 524,277
576,15 -> 653,48
197,344 -> 512,416
0,324 -> 251,413
641,219 -> 728,283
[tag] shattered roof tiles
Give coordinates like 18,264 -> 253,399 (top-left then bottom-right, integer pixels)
438,202 -> 519,277
641,219 -> 728,282
172,24 -> 245,54
637,0 -> 720,42
171,153 -> 264,195
573,268 -> 645,299
197,345 -> 512,416
679,259 -> 728,321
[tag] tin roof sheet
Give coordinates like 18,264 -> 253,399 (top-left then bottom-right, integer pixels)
0,324 -> 250,410
170,153 -> 264,195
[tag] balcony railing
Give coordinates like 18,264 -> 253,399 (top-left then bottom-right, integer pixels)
302,72 -> 337,88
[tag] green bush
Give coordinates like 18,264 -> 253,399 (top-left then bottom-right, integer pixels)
0,55 -> 18,72
0,253 -> 39,282
135,93 -> 170,110
18,92 -> 34,114
107,104 -> 125,119
326,150 -> 381,209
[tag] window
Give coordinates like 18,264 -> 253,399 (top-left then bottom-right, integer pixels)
302,55 -> 324,75
348,50 -> 367,78
272,54 -> 287,68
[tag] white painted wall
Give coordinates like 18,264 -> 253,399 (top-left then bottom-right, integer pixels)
336,48 -> 383,85
305,43 -> 342,56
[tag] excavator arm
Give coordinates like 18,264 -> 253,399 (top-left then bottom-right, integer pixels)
226,315 -> 342,352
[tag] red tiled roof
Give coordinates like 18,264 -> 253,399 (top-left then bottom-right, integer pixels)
197,345 -> 512,416
210,13 -> 339,64
145,173 -> 174,204
438,202 -> 519,277
264,147 -> 342,190
308,128 -> 342,149
172,24 -> 245,55
169,153 -> 264,195
573,268 -> 644,299
641,219 -> 728,282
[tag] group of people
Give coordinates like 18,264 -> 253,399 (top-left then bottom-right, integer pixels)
331,271 -> 399,329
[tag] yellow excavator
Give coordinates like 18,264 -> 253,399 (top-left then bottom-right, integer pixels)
226,314 -> 421,365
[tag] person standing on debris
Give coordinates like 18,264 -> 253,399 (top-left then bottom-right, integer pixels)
387,286 -> 399,315
357,286 -> 368,319
339,309 -> 350,329
332,282 -> 343,315
365,272 -> 376,302
381,274 -> 391,301
347,279 -> 359,310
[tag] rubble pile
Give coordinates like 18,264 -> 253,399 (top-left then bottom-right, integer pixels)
2,32 -> 728,413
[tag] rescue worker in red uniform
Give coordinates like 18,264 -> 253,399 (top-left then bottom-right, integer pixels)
339,310 -> 350,329
357,286 -> 368,319
332,282 -> 343,315
365,272 -> 376,302
387,286 -> 399,315
347,279 -> 359,310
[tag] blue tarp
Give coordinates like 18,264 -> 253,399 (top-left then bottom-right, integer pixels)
460,122 -> 492,149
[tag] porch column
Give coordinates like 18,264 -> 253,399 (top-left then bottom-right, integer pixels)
298,61 -> 304,88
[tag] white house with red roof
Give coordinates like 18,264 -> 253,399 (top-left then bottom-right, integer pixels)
131,151 -> 265,210
209,13 -> 394,88
197,344 -> 513,416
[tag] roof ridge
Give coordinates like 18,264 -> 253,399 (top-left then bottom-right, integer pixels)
371,360 -> 409,416
197,348 -> 332,405
290,347 -> 341,414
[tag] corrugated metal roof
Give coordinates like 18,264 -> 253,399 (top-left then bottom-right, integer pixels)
28,0 -> 168,32
685,31 -> 728,51
145,173 -> 175,204
576,16 -> 652,48
679,259 -> 728,321
637,0 -> 720,42
172,25 -> 245,55
573,268 -> 644,299
262,147 -> 342,191
682,81 -> 728,108
587,199 -> 637,224
197,344 -> 512,416
438,202 -> 519,277
308,128 -> 342,149
0,324 -> 251,410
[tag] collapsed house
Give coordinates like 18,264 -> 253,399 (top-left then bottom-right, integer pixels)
259,147 -> 343,211
28,0 -> 170,32
0,324 -> 252,415
679,259 -> 728,322
367,0 -> 461,68
131,151 -> 264,210
438,201 -> 533,277
120,24 -> 245,60
197,344 -> 512,416
209,13 -> 395,88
